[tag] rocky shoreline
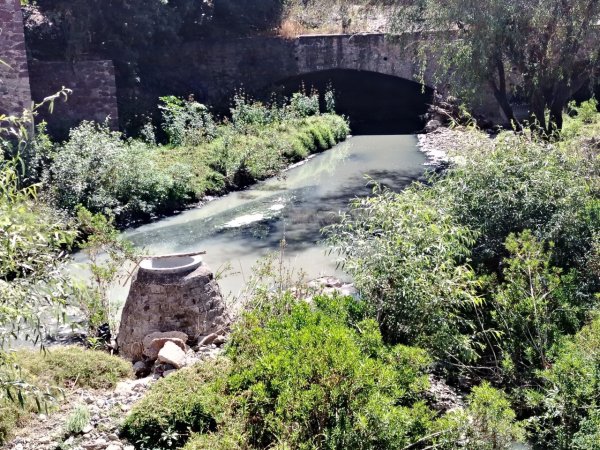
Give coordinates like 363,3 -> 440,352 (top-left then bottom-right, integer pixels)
417,126 -> 485,167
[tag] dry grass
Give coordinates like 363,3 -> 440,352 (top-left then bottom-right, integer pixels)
0,346 -> 131,444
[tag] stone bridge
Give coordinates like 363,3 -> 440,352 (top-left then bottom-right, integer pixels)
1,0 -> 501,133
178,33 -> 432,101
151,33 -> 499,120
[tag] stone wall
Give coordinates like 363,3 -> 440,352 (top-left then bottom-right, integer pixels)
135,33 -> 502,123
0,0 -> 31,116
28,60 -> 118,137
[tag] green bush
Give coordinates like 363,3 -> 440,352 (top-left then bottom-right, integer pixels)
15,346 -> 131,390
327,186 -> 481,360
488,231 -> 587,383
45,92 -> 348,226
48,121 -> 193,225
223,295 -> 434,450
529,316 -> 600,449
327,120 -> 599,376
159,96 -> 217,147
123,296 -> 436,450
440,131 -> 599,273
65,404 -> 91,435
432,382 -> 525,449
121,359 -> 230,449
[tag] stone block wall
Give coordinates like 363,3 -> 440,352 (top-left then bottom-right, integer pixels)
28,60 -> 119,138
0,0 -> 31,116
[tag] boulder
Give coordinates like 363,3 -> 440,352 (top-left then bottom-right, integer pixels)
157,341 -> 186,369
198,333 -> 218,346
142,331 -> 188,359
132,360 -> 151,378
213,335 -> 227,346
424,119 -> 442,133
118,260 -> 230,361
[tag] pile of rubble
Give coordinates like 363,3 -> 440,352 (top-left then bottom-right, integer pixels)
130,330 -> 226,378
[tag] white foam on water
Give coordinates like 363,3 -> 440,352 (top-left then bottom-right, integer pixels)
269,204 -> 285,211
223,213 -> 265,228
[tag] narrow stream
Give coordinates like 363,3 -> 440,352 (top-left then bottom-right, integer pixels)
117,134 -> 426,299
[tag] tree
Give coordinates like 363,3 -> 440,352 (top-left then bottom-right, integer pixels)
393,0 -> 600,133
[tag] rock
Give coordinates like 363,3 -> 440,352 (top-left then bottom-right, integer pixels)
108,433 -> 120,441
82,424 -> 94,434
132,360 -> 151,378
118,262 -> 230,361
142,331 -> 188,359
157,341 -> 187,369
115,377 -> 152,395
106,444 -> 122,450
198,333 -> 218,346
213,335 -> 227,346
424,119 -> 442,133
83,438 -> 107,450
163,369 -> 177,377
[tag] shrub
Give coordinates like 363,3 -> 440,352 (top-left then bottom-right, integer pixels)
529,316 -> 600,449
487,231 -> 587,383
159,96 -> 217,147
224,295 -> 435,450
15,346 -> 131,390
288,91 -> 320,118
230,94 -> 274,132
326,185 -> 481,360
432,382 -> 525,449
65,404 -> 90,435
327,120 -> 599,376
440,131 -> 598,273
48,121 -> 193,225
121,359 -> 230,449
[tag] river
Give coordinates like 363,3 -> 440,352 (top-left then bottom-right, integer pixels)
73,134 -> 427,307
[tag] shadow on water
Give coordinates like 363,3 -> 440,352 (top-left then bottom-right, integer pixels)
120,135 -> 428,297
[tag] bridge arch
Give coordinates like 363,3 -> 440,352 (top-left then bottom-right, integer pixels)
260,69 -> 434,134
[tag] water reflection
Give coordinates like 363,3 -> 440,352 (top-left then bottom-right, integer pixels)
113,135 -> 426,300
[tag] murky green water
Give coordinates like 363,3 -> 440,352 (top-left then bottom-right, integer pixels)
83,134 -> 426,303
122,134 -> 426,297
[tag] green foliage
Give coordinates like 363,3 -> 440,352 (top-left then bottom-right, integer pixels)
123,295 -> 437,450
0,159 -> 76,403
75,207 -> 142,335
46,93 -> 347,226
432,382 -> 525,449
327,113 -> 599,381
225,296 -> 434,450
489,231 -> 584,382
327,185 -> 482,360
47,121 -> 193,225
157,107 -> 348,194
14,346 -> 131,390
442,132 -> 599,271
562,98 -> 600,139
121,359 -> 230,450
288,90 -> 320,118
159,96 -> 217,147
528,316 -> 600,449
396,0 -> 600,131
65,404 -> 90,435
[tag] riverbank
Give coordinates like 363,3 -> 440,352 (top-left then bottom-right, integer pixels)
45,93 -> 349,229
417,125 -> 494,166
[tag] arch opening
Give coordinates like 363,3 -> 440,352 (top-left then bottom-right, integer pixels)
262,69 -> 434,135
